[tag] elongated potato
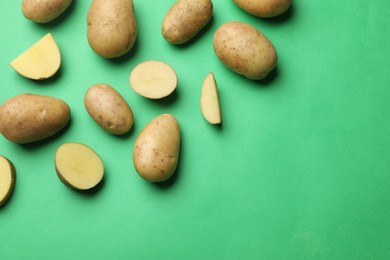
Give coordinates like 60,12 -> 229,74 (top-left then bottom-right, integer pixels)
85,84 -> 134,135
162,0 -> 213,45
22,0 -> 73,23
234,0 -> 292,18
133,114 -> 180,182
0,93 -> 70,144
87,0 -> 137,58
0,156 -> 16,207
213,21 -> 277,80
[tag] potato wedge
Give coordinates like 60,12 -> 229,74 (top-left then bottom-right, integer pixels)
200,72 -> 222,124
0,156 -> 16,207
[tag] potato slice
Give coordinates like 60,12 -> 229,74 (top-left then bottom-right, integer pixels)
0,156 -> 16,207
200,72 -> 222,124
129,60 -> 177,99
10,33 -> 61,80
55,143 -> 104,190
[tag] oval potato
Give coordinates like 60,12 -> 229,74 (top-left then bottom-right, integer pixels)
162,0 -> 213,45
87,0 -> 137,59
0,156 -> 16,208
133,114 -> 180,182
22,0 -> 73,23
0,93 -> 70,144
234,0 -> 292,18
84,84 -> 134,135
213,21 -> 277,80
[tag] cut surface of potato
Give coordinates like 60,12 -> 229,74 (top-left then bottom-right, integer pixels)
200,72 -> 222,124
10,33 -> 61,80
129,60 -> 177,99
0,156 -> 16,207
55,143 -> 104,190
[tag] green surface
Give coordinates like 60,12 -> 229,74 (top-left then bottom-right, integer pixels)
1,0 -> 390,259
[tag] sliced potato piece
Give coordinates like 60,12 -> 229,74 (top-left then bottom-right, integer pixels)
0,156 -> 16,207
10,33 -> 61,80
200,72 -> 222,124
55,143 -> 104,190
129,60 -> 177,99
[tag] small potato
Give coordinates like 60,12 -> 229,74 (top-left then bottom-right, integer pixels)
84,84 -> 134,135
87,0 -> 137,59
162,0 -> 213,45
213,21 -> 277,80
22,0 -> 73,23
234,0 -> 292,18
0,156 -> 16,208
0,93 -> 70,144
133,114 -> 180,182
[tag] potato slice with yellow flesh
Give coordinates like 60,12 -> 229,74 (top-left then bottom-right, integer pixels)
200,72 -> 222,124
10,33 -> 61,80
0,156 -> 16,207
55,143 -> 104,190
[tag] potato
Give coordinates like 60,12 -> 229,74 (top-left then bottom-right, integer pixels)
129,60 -> 178,99
87,0 -> 137,59
22,0 -> 73,23
162,0 -> 213,45
213,21 -> 277,80
200,72 -> 222,124
0,156 -> 16,207
234,0 -> 292,18
84,83 -> 134,135
0,93 -> 70,144
133,114 -> 180,182
55,143 -> 104,190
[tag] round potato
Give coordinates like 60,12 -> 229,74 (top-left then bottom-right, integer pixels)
84,84 -> 134,135
0,93 -> 71,144
234,0 -> 292,18
0,156 -> 16,208
22,0 -> 73,23
162,0 -> 213,45
133,114 -> 180,182
213,21 -> 277,80
87,0 -> 137,59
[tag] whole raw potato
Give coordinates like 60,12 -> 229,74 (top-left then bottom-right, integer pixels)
162,0 -> 213,45
22,0 -> 73,23
133,114 -> 180,182
84,84 -> 134,135
234,0 -> 292,18
0,93 -> 70,144
87,0 -> 137,58
213,21 -> 277,80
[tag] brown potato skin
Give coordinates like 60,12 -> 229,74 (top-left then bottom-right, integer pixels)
87,0 -> 137,59
22,0 -> 73,23
84,84 -> 134,135
234,0 -> 292,18
0,156 -> 16,208
213,21 -> 277,80
133,114 -> 180,182
162,0 -> 213,45
0,93 -> 70,144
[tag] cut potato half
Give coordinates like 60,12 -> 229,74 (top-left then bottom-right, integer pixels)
200,72 -> 222,124
0,156 -> 16,207
129,60 -> 177,99
55,143 -> 104,190
10,33 -> 61,80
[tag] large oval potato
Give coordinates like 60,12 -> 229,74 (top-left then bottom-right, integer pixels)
133,114 -> 180,182
162,0 -> 213,45
22,0 -> 73,23
0,93 -> 70,144
84,83 -> 134,135
87,0 -> 137,59
234,0 -> 292,18
213,21 -> 277,80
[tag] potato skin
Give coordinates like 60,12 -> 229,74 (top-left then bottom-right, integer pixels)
133,114 -> 180,182
213,21 -> 277,80
0,93 -> 70,144
234,0 -> 292,18
87,0 -> 137,59
162,0 -> 213,45
84,84 -> 134,135
22,0 -> 73,23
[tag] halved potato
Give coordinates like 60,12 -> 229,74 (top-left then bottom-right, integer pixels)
10,33 -> 61,80
200,72 -> 222,124
0,156 -> 16,207
55,143 -> 104,190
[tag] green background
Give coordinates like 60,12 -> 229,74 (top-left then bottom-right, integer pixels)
1,0 -> 390,259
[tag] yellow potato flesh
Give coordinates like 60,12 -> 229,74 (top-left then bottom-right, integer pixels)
0,156 -> 16,207
200,72 -> 222,124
